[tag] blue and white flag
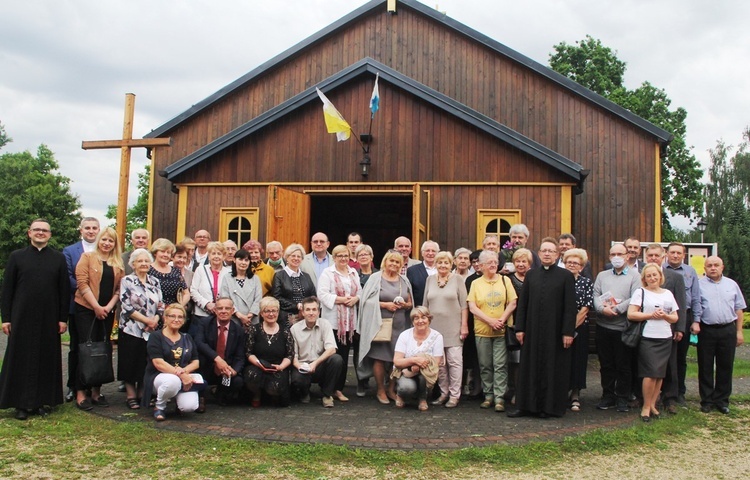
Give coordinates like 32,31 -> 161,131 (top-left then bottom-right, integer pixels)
369,73 -> 380,118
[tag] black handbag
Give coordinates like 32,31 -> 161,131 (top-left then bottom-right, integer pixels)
78,321 -> 114,386
505,325 -> 521,350
501,276 -> 521,350
621,288 -> 645,348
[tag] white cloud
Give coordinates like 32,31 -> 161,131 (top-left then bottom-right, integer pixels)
2,0 -> 748,231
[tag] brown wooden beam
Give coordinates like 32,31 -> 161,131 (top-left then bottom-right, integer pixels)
81,138 -> 171,150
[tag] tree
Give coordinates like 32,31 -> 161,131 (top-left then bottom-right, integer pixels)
0,141 -> 82,287
705,128 -> 750,294
106,164 -> 149,247
0,121 -> 11,151
549,37 -> 704,237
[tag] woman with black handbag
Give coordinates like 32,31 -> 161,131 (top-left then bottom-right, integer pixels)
627,264 -> 679,422
73,227 -> 124,410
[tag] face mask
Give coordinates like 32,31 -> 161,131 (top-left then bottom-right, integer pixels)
610,257 -> 626,269
267,258 -> 282,267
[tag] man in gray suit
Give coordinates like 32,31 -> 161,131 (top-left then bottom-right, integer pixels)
300,232 -> 332,288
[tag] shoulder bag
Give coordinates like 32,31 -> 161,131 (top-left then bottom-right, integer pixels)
621,288 -> 645,349
78,320 -> 115,386
373,277 -> 402,342
503,276 -> 521,350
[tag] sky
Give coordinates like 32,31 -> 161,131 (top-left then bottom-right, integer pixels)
2,0 -> 748,232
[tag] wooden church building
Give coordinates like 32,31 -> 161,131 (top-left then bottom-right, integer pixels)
144,0 -> 671,270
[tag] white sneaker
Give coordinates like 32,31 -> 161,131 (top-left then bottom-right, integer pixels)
322,396 -> 334,408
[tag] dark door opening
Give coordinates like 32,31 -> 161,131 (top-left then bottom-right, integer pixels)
310,195 -> 412,264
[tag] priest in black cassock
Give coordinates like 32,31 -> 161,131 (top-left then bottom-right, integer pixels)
0,218 -> 69,420
509,237 -> 576,418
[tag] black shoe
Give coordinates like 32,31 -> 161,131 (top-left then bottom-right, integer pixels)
700,404 -> 713,413
676,394 -> 686,406
506,409 -> 529,418
76,398 -> 94,411
717,406 -> 730,415
616,398 -> 630,413
14,409 -> 28,421
596,398 -> 616,410
537,412 -> 549,419
65,389 -> 75,402
92,395 -> 109,407
36,407 -> 50,417
196,397 -> 206,413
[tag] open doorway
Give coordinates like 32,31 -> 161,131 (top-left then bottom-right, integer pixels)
310,195 -> 412,263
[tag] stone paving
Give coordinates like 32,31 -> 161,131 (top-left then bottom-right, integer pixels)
2,334 -> 747,451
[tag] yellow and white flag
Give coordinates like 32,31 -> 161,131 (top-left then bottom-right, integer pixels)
315,87 -> 351,141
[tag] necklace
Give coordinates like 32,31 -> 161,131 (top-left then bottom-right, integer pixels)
437,274 -> 451,288
264,324 -> 279,345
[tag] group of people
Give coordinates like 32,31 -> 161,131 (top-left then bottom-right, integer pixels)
0,219 -> 745,424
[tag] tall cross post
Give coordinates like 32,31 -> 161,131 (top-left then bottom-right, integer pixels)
82,93 -> 171,247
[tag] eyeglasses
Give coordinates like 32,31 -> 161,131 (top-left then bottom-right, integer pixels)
565,261 -> 582,267
31,228 -> 51,233
539,249 -> 558,254
262,309 -> 279,315
164,314 -> 185,319
334,254 -> 349,259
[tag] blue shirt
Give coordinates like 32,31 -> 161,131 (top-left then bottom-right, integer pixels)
664,262 -> 702,322
312,254 -> 330,280
699,275 -> 746,325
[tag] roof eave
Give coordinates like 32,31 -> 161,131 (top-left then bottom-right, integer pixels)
165,58 -> 585,184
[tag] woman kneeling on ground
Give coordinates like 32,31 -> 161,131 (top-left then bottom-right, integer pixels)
142,303 -> 204,420
392,306 -> 444,411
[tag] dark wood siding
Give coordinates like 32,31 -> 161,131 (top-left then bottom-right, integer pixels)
151,4 -> 659,272
175,79 -> 568,186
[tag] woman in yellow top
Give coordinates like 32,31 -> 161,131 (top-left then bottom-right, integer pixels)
467,250 -> 517,413
73,227 -> 125,410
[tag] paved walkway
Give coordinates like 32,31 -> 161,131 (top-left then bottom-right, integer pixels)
3,335 -> 748,450
89,349 -> 738,451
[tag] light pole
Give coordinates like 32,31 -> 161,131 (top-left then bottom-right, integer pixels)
697,218 -> 708,243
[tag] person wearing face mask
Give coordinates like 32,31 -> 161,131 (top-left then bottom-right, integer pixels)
593,243 -> 641,413
264,240 -> 286,272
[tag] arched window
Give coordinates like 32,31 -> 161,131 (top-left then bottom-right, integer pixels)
220,208 -> 259,247
476,210 -> 521,249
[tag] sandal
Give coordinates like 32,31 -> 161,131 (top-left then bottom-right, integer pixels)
418,400 -> 429,412
153,409 -> 166,421
394,395 -> 405,408
570,400 -> 581,412
126,398 -> 140,410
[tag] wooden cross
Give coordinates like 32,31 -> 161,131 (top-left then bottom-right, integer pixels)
82,93 -> 171,247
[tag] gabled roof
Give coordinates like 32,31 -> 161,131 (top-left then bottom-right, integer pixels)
146,0 -> 671,143
163,58 -> 588,188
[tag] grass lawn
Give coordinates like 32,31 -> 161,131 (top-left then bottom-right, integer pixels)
0,398 -> 748,479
